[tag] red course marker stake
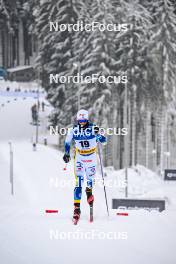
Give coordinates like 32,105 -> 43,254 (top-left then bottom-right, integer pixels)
45,210 -> 58,213
117,212 -> 128,216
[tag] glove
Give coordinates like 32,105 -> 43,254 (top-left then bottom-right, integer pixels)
93,126 -> 99,134
96,134 -> 107,144
63,153 -> 70,163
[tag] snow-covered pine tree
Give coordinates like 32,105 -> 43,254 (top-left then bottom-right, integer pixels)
114,0 -> 152,167
0,0 -> 20,67
60,0 -> 118,165
35,0 -> 55,87
44,0 -> 77,130
149,0 -> 176,172
59,0 -> 91,126
150,0 -> 176,103
84,0 -> 117,166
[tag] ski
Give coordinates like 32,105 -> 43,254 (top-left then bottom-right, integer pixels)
73,218 -> 79,225
90,205 -> 93,222
72,212 -> 80,225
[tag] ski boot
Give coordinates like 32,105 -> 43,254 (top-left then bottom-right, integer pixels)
86,187 -> 94,206
73,203 -> 81,225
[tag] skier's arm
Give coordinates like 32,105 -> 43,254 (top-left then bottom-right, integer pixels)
64,128 -> 74,154
63,128 -> 74,163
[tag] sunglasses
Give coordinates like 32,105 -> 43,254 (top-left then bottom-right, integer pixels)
78,119 -> 88,123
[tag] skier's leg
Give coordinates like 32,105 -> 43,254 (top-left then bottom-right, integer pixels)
85,154 -> 96,205
35,112 -> 38,124
33,112 -> 37,124
32,112 -> 35,123
74,161 -> 84,203
73,155 -> 85,220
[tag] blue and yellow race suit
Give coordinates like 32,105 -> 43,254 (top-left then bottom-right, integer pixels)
64,122 -> 106,203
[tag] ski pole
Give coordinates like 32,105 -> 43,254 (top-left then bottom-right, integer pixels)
97,143 -> 109,217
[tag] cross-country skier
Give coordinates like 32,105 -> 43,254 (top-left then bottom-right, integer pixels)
42,101 -> 45,112
31,103 -> 38,125
63,109 -> 106,224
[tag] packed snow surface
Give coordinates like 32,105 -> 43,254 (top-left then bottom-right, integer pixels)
0,81 -> 176,264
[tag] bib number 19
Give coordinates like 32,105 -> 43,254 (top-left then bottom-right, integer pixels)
80,140 -> 90,148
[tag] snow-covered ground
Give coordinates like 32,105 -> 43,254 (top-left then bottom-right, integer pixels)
0,82 -> 176,264
105,165 -> 176,210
